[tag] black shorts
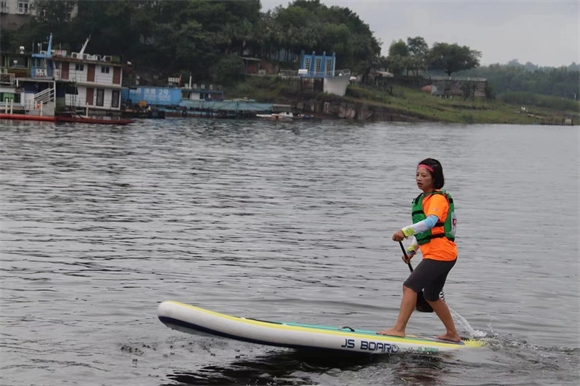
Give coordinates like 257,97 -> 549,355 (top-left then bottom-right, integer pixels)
403,258 -> 456,301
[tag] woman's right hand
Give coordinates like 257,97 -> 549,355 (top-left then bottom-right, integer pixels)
402,251 -> 415,264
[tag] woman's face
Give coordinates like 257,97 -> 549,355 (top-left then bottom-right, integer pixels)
416,167 -> 434,192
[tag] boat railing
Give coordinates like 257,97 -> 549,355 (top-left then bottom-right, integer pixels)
0,73 -> 16,86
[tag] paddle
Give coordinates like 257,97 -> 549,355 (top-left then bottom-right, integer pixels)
399,241 -> 434,313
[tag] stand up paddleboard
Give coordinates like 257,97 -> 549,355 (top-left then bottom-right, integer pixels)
158,301 -> 484,354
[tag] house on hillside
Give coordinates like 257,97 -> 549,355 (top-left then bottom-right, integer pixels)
0,0 -> 77,30
297,51 -> 350,96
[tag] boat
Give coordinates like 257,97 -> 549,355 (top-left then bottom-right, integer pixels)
56,115 -> 135,125
256,112 -> 313,120
256,112 -> 295,120
158,300 -> 484,354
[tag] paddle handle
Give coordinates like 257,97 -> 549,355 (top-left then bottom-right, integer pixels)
399,241 -> 414,273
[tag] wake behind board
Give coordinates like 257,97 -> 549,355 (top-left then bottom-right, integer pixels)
158,301 -> 484,354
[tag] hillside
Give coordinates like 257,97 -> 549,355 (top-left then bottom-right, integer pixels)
225,77 -> 579,125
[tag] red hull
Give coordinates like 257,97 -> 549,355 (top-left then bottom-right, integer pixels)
56,116 -> 135,125
0,114 -> 57,122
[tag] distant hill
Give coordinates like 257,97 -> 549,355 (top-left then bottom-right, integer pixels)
456,60 -> 579,99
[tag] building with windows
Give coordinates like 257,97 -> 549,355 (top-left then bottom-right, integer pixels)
299,51 -> 336,78
1,0 -> 35,30
50,52 -> 124,112
1,33 -> 124,117
0,0 -> 77,30
298,51 -> 350,97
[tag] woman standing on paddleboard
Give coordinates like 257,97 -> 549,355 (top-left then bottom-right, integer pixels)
378,158 -> 460,342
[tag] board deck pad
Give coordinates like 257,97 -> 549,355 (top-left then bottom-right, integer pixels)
158,301 -> 484,354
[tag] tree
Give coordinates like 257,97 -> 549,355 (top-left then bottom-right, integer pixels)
213,54 -> 244,85
388,39 -> 408,57
407,36 -> 429,75
427,42 -> 481,77
407,36 -> 428,57
9,0 -> 382,83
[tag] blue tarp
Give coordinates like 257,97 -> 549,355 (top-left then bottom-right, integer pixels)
121,87 -> 181,106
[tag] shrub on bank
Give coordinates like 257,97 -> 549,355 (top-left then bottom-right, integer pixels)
498,92 -> 579,112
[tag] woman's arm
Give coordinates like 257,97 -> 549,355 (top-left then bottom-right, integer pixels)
401,215 -> 439,238
392,215 -> 439,243
406,236 -> 419,256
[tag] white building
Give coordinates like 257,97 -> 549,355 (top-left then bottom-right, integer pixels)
0,0 -> 77,30
51,52 -> 124,112
0,0 -> 34,15
1,0 -> 35,30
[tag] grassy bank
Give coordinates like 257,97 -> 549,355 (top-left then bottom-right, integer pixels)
224,77 -> 579,124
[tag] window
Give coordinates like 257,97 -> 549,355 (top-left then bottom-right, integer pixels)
326,60 -> 333,76
315,59 -> 321,75
112,90 -> 119,108
18,1 -> 29,14
1,93 -> 21,103
0,1 -> 8,13
9,56 -> 26,68
101,66 -> 110,74
65,85 -> 78,95
304,58 -> 311,73
96,89 -> 104,106
75,64 -> 84,71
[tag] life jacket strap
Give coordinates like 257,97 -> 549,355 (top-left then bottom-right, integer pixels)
423,233 -> 455,242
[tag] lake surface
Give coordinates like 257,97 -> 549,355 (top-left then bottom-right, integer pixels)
0,119 -> 578,385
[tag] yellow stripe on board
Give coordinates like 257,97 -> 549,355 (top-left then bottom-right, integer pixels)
164,301 -> 484,348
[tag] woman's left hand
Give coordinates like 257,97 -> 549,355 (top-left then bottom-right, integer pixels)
392,230 -> 405,241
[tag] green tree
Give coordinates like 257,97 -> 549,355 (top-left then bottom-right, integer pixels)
407,36 -> 428,56
271,0 -> 380,71
388,39 -> 408,57
406,36 -> 429,75
213,54 -> 244,85
385,40 -> 409,75
427,42 -> 481,76
10,0 -> 76,51
9,0 -> 382,83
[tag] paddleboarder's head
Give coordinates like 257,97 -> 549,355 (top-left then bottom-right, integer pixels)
417,158 -> 444,191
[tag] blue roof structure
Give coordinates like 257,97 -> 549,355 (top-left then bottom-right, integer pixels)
300,51 -> 336,78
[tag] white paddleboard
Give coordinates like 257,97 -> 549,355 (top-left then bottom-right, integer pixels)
158,301 -> 484,354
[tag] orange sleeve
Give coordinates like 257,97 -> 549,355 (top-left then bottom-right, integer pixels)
425,195 -> 449,221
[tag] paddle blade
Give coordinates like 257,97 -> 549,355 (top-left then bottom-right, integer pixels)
416,292 -> 434,313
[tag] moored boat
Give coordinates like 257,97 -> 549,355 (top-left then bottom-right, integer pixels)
56,116 -> 135,125
256,112 -> 296,120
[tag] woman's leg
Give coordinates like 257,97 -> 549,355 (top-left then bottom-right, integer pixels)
377,285 -> 417,337
423,260 -> 460,341
427,298 -> 461,341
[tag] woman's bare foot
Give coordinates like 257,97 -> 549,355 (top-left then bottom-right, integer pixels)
436,333 -> 461,342
377,328 -> 405,337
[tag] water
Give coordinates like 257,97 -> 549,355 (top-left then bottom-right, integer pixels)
0,119 -> 578,385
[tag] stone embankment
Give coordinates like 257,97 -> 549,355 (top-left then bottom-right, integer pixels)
293,98 -> 435,122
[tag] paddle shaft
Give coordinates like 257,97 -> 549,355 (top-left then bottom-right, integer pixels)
399,241 -> 415,272
398,241 -> 446,304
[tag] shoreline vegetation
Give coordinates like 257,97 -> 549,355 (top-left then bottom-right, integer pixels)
225,77 -> 579,125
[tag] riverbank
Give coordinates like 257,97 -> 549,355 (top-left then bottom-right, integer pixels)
224,77 -> 579,124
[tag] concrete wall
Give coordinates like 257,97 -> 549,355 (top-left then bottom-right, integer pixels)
323,75 -> 349,96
